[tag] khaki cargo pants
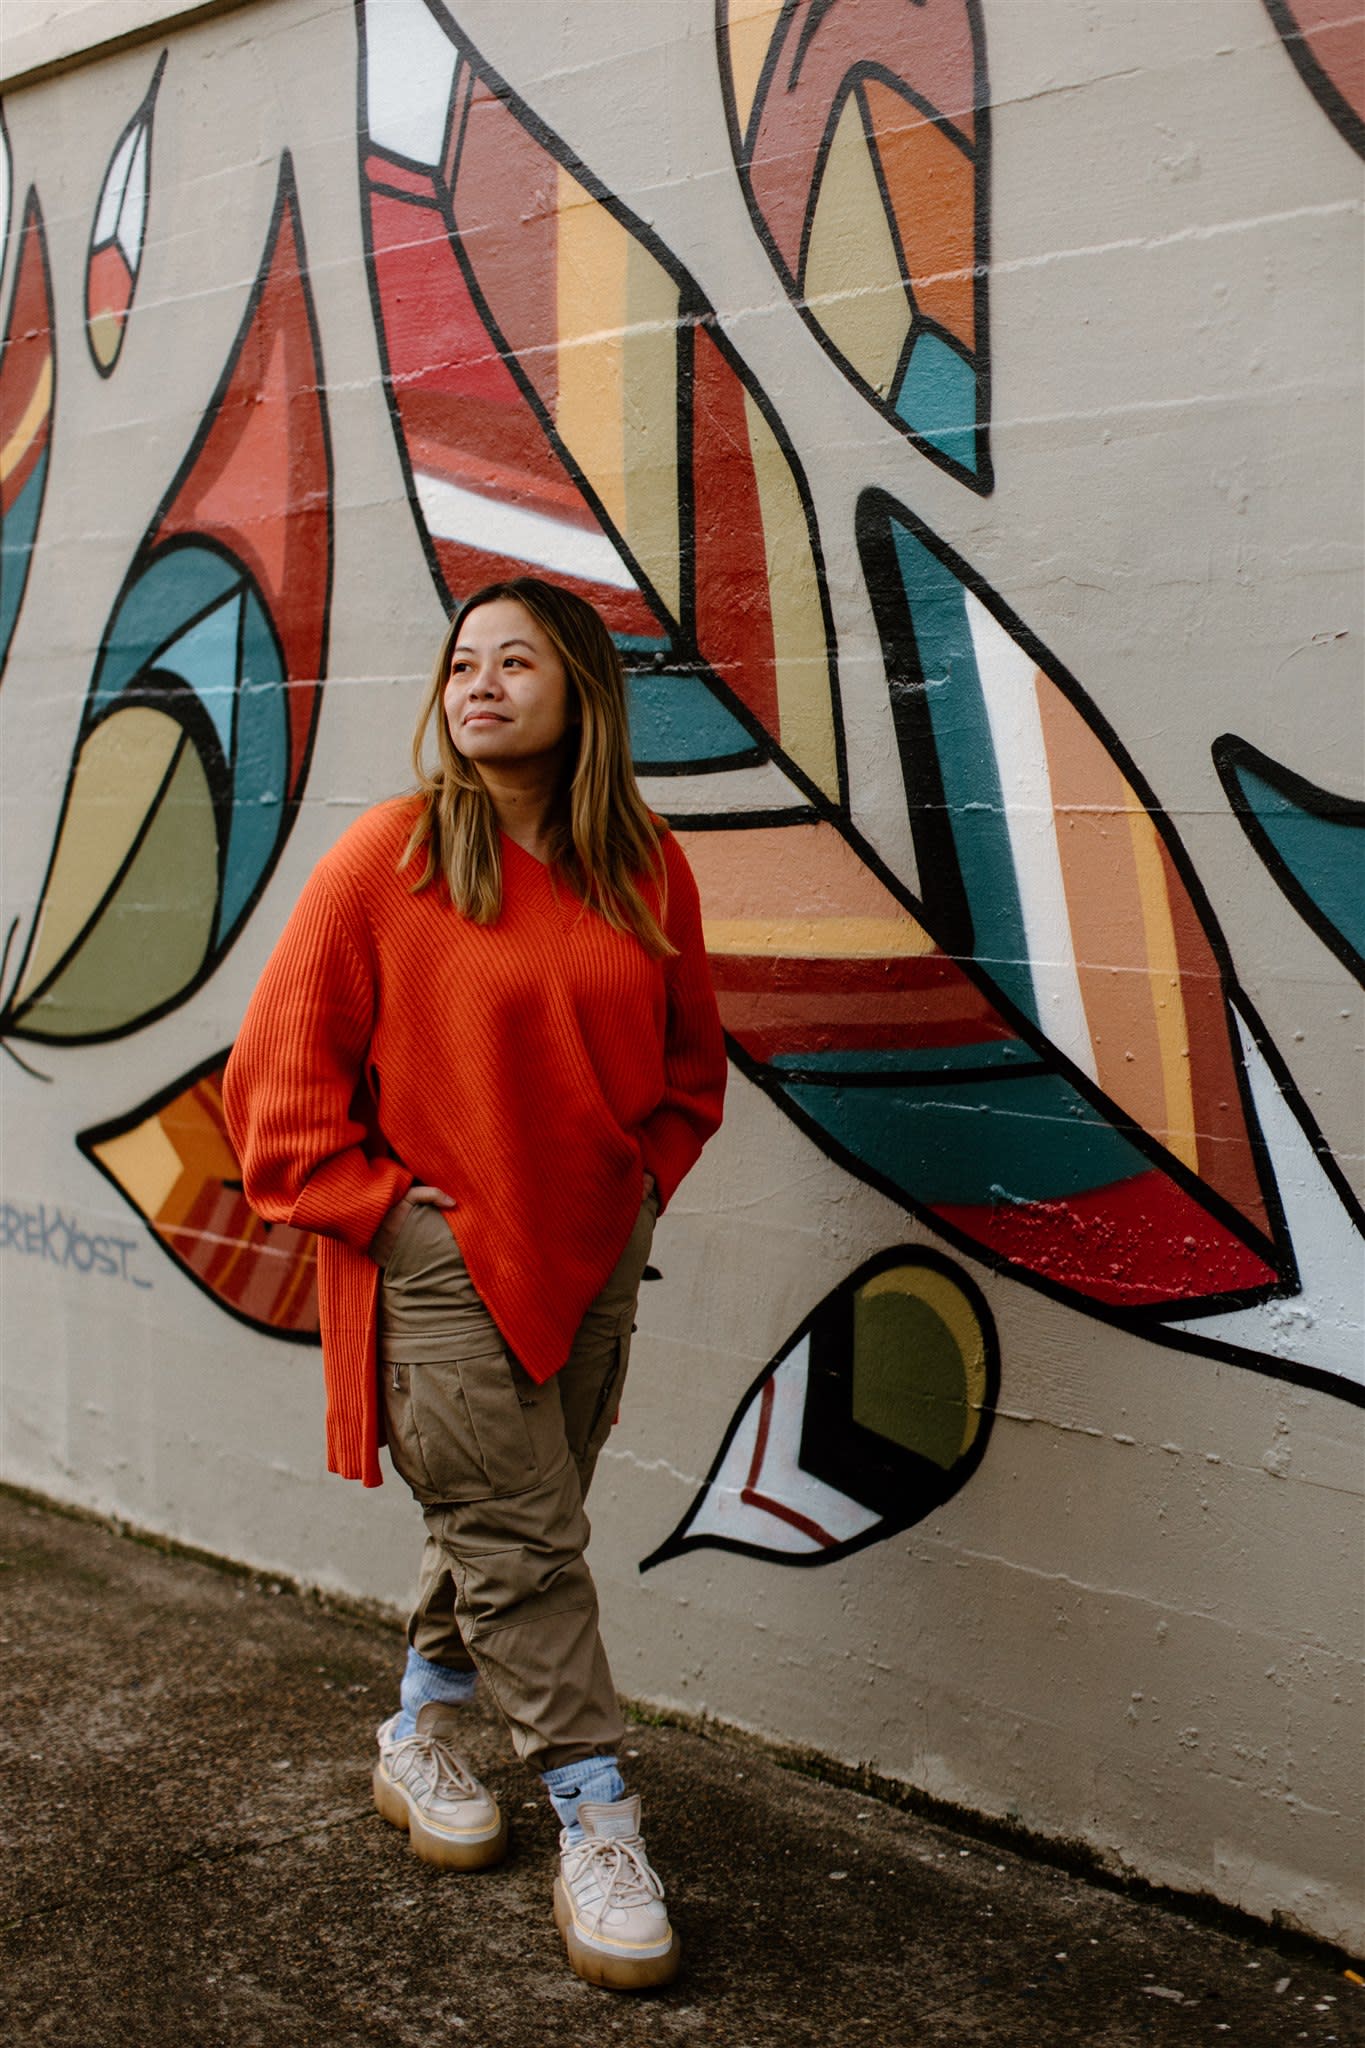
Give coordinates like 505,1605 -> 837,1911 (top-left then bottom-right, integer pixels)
378,1193 -> 658,1772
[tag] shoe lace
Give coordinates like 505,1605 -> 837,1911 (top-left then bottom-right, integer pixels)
564,1835 -> 665,1932
396,1729 -> 481,1802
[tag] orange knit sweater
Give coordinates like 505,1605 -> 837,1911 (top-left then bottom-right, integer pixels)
223,799 -> 725,1485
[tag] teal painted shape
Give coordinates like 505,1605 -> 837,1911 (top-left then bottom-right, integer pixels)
92,545 -> 241,710
1232,758 -> 1365,975
783,1066 -> 1146,1207
770,1040 -> 1038,1076
216,586 -> 287,942
893,330 -> 980,478
890,518 -> 1036,1022
156,589 -> 244,755
627,668 -> 755,765
0,452 -> 48,669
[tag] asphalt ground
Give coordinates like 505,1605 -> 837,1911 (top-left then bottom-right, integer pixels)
1,1487 -> 1361,2047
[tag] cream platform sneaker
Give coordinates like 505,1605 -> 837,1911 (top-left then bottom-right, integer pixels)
553,1794 -> 680,1991
372,1703 -> 507,1870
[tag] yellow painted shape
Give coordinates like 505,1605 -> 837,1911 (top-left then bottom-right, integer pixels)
87,312 -> 122,371
555,163 -> 628,531
91,1115 -> 185,1224
724,0 -> 785,138
743,387 -> 839,799
15,706 -> 183,1003
621,239 -> 682,616
1,354 -> 53,482
1125,792 -> 1199,1173
860,1264 -> 988,1456
800,90 -> 908,399
703,913 -> 938,959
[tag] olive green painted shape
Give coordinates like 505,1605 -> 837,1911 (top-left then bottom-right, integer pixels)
851,1289 -> 968,1472
19,736 -> 218,1037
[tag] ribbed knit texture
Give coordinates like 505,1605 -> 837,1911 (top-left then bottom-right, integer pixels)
223,799 -> 725,1486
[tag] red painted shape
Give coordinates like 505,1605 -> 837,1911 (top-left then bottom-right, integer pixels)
0,193 -> 54,515
85,239 -> 135,327
711,950 -> 1013,1062
367,171 -> 661,636
689,323 -> 781,739
1273,0 -> 1365,125
154,175 -> 328,784
935,1171 -> 1279,1309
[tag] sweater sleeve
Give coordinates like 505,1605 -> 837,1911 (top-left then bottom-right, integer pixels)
222,865 -> 412,1253
636,834 -> 727,1210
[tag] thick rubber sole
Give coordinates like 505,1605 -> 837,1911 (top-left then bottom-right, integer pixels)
553,1876 -> 682,1992
372,1762 -> 508,1871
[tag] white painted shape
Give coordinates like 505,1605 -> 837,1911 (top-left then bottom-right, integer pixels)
93,122 -> 137,244
363,0 -> 458,168
115,125 -> 148,267
965,592 -> 1096,1081
637,759 -> 806,815
683,1338 -> 881,1554
414,471 -> 638,590
1167,1012 -> 1365,1385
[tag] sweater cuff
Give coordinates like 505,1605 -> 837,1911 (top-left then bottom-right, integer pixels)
289,1152 -> 413,1255
638,1109 -> 705,1214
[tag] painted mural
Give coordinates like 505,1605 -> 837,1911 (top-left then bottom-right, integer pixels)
0,185 -> 53,687
1,154 -> 331,1048
717,0 -> 993,491
0,0 -> 1360,1588
84,53 -> 166,375
1262,0 -> 1365,156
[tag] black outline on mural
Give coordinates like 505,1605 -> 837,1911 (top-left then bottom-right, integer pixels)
355,0 -> 847,804
1214,733 -> 1365,984
0,153 -> 332,1048
716,0 -> 994,495
77,1045 -> 321,1347
0,105 -> 11,282
83,49 -> 168,379
641,1244 -> 1001,1571
0,186 -> 55,688
1261,0 -> 1365,158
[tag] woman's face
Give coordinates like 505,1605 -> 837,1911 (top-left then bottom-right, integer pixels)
443,598 -> 576,771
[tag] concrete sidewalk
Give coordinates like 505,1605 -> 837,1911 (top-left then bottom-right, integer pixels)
1,1488 -> 1359,2048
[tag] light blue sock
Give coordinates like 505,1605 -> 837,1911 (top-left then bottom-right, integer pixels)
393,1643 -> 478,1739
541,1754 -> 626,1844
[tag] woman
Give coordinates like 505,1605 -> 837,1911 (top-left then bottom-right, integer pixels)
224,578 -> 726,1991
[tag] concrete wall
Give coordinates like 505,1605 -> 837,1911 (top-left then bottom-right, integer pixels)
1,0 -> 1360,1946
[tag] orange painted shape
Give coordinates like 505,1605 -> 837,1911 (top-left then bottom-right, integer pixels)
676,821 -> 940,938
862,78 -> 976,353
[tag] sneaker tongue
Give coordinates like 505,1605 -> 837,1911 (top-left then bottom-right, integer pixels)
579,1795 -> 642,1841
415,1702 -> 463,1739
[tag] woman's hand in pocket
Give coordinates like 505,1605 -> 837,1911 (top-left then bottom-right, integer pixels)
368,1185 -> 455,1264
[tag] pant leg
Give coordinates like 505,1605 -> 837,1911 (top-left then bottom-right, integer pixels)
379,1197 -> 656,1772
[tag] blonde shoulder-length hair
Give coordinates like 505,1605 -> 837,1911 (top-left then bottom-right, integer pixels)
402,577 -> 672,957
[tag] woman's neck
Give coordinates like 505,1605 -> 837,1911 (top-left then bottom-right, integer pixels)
478,764 -> 564,864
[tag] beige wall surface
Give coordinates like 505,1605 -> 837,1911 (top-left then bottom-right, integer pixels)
0,0 -> 1361,1946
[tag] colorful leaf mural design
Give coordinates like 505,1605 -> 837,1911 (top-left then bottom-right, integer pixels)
644,1249 -> 998,1567
358,0 -> 843,799
85,52 -> 167,375
2,156 -> 331,1044
79,1052 -> 320,1341
683,808 -> 1283,1320
0,188 -> 54,683
1215,735 -> 1365,983
717,0 -> 991,490
1263,0 -> 1365,157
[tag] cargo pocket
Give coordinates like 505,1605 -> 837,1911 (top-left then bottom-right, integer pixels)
391,1348 -> 566,1505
